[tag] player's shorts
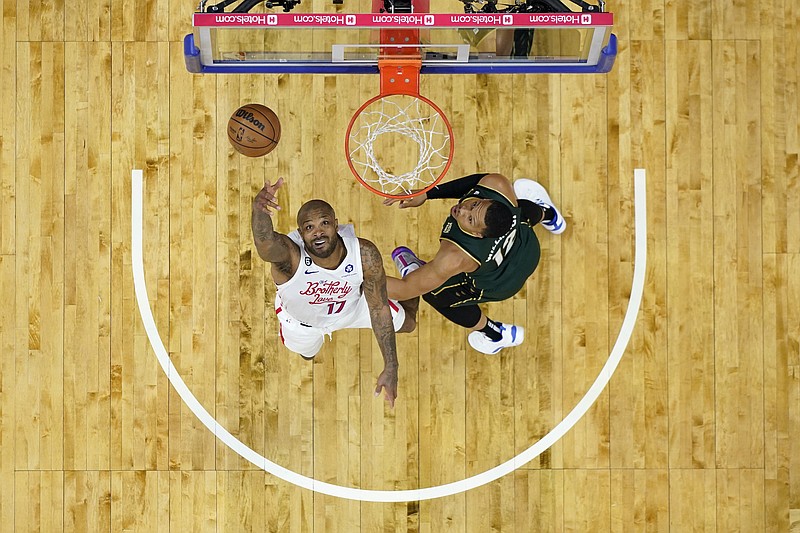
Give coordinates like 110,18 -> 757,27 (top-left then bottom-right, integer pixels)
274,293 -> 406,359
423,272 -> 522,309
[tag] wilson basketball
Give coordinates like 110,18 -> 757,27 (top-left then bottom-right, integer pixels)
227,103 -> 281,157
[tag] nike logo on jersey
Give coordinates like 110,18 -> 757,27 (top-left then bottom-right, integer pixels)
305,269 -> 319,274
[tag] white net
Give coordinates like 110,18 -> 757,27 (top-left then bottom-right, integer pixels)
347,94 -> 452,197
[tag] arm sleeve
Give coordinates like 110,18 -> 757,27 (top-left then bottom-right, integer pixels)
426,173 -> 488,199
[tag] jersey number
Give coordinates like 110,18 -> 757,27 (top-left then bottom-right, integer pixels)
326,301 -> 346,315
490,229 -> 517,267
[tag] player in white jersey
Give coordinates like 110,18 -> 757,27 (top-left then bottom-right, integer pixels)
251,178 -> 418,408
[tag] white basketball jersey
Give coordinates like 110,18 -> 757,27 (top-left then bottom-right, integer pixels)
276,224 -> 364,328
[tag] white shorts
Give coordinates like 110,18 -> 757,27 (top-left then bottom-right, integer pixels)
275,293 -> 406,359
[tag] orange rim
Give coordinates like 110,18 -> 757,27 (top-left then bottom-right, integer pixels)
345,91 -> 454,200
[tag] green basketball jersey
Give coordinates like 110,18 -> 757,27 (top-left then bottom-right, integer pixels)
439,184 -> 541,300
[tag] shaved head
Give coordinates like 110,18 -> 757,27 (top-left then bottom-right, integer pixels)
297,199 -> 335,226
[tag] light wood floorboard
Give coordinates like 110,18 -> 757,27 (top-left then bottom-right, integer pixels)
1,0 -> 798,530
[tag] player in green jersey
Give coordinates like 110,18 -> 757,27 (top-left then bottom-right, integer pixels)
383,173 -> 565,354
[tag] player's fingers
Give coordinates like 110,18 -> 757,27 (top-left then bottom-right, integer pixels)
382,198 -> 398,206
263,197 -> 281,210
255,197 -> 274,212
256,190 -> 274,205
265,183 -> 281,197
374,383 -> 383,397
263,177 -> 281,193
257,189 -> 280,205
254,197 -> 272,210
264,193 -> 281,210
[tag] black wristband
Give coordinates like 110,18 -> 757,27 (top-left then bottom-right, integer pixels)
426,173 -> 488,199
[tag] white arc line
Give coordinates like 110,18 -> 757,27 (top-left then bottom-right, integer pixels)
132,168 -> 647,502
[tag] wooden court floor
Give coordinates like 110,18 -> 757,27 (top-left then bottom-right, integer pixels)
1,0 -> 799,530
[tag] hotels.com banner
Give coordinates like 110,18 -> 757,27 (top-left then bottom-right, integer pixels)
193,12 -> 613,27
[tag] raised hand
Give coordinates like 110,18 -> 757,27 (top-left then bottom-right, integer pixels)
382,191 -> 427,209
253,177 -> 285,216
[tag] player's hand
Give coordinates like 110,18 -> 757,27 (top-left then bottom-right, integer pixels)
374,365 -> 398,409
382,192 -> 427,209
253,177 -> 284,216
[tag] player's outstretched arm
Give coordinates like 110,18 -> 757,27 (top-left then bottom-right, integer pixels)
251,178 -> 297,275
382,173 -> 511,209
359,238 -> 399,409
386,241 -> 476,302
382,191 -> 428,209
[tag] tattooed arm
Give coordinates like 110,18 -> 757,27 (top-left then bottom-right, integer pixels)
359,238 -> 399,408
251,178 -> 299,283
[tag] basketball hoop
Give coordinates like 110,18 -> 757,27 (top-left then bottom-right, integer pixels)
346,47 -> 454,199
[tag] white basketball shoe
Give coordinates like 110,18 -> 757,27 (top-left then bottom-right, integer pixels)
468,322 -> 525,355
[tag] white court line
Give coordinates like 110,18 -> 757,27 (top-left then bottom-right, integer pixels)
132,168 -> 647,502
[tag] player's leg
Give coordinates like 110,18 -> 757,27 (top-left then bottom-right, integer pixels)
420,276 -> 482,327
422,284 -> 524,354
275,303 -> 325,359
391,247 -> 424,333
519,199 -> 545,226
395,297 -> 419,333
341,295 -> 409,333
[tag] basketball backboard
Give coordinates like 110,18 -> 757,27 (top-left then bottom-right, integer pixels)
184,0 -> 617,198
184,12 -> 616,74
